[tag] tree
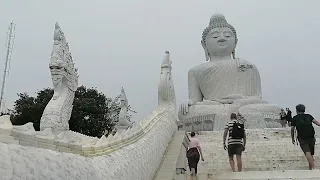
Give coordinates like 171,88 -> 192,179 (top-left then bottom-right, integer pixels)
10,86 -> 136,137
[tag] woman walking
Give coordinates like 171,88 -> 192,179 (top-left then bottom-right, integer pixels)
187,132 -> 204,176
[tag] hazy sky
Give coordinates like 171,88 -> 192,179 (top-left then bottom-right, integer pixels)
0,0 -> 319,121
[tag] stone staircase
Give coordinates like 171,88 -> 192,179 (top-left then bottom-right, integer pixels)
187,170 -> 320,180
185,128 -> 320,179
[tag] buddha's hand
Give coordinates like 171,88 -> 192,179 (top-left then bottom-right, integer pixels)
179,100 -> 194,115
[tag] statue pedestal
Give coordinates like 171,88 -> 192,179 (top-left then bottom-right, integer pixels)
178,103 -> 282,131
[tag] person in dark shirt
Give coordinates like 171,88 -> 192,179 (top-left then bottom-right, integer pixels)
280,109 -> 287,127
286,108 -> 293,127
291,104 -> 320,170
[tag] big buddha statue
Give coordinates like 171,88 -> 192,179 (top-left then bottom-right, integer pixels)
178,13 -> 281,131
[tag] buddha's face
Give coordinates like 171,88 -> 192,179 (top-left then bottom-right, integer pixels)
205,27 -> 236,57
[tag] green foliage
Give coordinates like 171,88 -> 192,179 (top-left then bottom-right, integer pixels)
10,86 -> 136,137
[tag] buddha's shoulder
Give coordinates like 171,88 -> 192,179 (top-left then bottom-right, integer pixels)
236,58 -> 258,68
188,62 -> 212,74
236,57 -> 250,63
188,58 -> 259,74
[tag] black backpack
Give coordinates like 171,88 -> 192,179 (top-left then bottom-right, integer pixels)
296,115 -> 315,139
231,121 -> 245,139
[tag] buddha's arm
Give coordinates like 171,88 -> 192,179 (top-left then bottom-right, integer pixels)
188,69 -> 203,104
252,64 -> 262,98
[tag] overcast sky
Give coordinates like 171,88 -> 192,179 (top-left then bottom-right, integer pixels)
0,0 -> 319,121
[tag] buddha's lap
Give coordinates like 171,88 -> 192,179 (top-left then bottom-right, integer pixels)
238,103 -> 281,115
178,103 -> 280,119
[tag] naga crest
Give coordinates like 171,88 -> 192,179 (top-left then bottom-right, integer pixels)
50,22 -> 78,91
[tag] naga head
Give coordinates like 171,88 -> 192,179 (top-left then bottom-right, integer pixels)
49,22 -> 78,91
161,51 -> 172,73
201,13 -> 238,61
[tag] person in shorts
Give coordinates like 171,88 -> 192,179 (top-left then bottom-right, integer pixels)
223,113 -> 246,172
291,104 -> 320,170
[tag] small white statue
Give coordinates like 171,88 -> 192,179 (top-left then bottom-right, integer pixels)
117,87 -> 132,128
40,22 -> 79,132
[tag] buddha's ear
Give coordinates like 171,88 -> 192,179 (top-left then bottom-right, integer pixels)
232,42 -> 237,59
201,40 -> 210,61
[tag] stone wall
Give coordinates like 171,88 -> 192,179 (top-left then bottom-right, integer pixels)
0,105 -> 177,180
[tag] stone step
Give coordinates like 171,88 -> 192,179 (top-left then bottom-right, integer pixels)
186,170 -> 320,180
207,156 -> 312,161
198,136 -> 298,140
202,150 -> 319,158
213,170 -> 320,180
198,134 -> 299,139
197,160 -> 318,172
185,128 -> 320,178
205,163 -> 318,172
203,150 -> 319,157
198,128 -> 292,134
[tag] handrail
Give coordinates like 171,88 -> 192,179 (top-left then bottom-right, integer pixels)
2,106 -> 174,157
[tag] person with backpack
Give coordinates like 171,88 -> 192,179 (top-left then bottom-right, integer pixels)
291,104 -> 320,170
223,113 -> 246,172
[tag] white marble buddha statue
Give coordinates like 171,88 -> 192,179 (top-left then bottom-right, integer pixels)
178,13 -> 281,130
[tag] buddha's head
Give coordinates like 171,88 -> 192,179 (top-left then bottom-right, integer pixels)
201,13 -> 238,61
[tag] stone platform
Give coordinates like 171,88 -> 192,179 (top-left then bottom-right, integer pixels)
185,128 -> 320,179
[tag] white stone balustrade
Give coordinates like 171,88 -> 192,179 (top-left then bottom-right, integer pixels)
0,50 -> 177,179
0,107 -> 172,157
0,105 -> 177,180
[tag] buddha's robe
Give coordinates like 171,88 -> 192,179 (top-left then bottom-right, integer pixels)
189,58 -> 262,102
